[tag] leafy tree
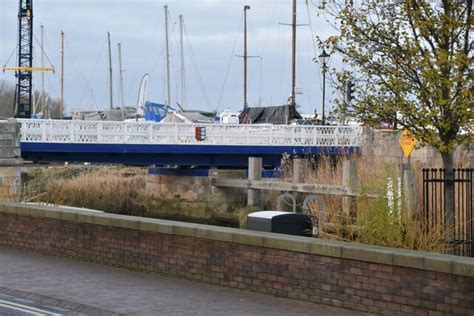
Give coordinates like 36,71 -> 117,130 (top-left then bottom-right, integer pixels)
320,0 -> 472,243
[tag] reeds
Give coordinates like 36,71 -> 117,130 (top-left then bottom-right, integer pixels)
24,166 -> 149,216
293,155 -> 454,254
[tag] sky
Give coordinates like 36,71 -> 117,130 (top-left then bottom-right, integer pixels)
0,0 -> 339,115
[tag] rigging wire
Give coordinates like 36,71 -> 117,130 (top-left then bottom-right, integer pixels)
33,34 -> 56,70
1,45 -> 18,69
306,1 -> 323,92
170,17 -> 183,109
257,0 -> 278,106
277,23 -> 286,104
183,22 -> 212,111
76,37 -> 107,108
64,34 -> 96,109
216,9 -> 244,111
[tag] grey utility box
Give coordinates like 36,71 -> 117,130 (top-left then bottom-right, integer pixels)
247,211 -> 312,237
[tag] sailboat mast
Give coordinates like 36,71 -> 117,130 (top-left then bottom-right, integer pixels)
60,30 -> 64,119
164,5 -> 171,107
40,25 -> 45,117
291,0 -> 296,107
179,14 -> 185,110
117,41 -> 125,120
243,5 -> 250,109
107,32 -> 114,110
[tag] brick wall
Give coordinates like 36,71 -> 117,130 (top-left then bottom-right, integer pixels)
0,203 -> 473,315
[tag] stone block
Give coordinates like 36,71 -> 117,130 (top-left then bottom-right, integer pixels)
341,243 -> 393,265
451,257 -> 474,277
0,202 -> 19,214
0,133 -> 17,140
392,249 -> 425,270
233,230 -> 266,247
0,148 -> 21,158
0,140 -> 20,147
107,214 -> 140,230
172,222 -> 199,237
310,239 -> 342,258
42,208 -> 64,220
17,204 -> 46,218
0,123 -> 19,134
424,255 -> 452,274
76,212 -> 98,225
263,234 -> 312,253
0,158 -> 23,166
60,209 -> 78,222
195,226 -> 235,243
138,218 -> 174,235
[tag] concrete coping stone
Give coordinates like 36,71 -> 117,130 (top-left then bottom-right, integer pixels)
1,202 -> 473,278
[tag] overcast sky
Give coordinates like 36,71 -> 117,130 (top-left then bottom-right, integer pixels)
0,0 -> 339,115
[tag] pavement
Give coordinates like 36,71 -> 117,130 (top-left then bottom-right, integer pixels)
0,247 -> 363,315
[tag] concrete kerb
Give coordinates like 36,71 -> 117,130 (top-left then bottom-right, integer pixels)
263,234 -> 312,253
138,217 -> 174,235
391,248 -> 425,270
341,243 -> 394,266
172,221 -> 200,237
195,225 -> 234,243
424,253 -> 453,274
233,229 -> 266,247
310,239 -> 343,258
452,256 -> 474,277
1,202 -> 474,278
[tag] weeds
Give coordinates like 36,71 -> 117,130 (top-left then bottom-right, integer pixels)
23,166 -> 149,216
293,155 -> 454,254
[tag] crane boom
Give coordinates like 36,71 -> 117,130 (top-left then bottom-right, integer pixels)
2,67 -> 54,72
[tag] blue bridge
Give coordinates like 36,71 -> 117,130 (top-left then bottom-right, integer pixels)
18,119 -> 362,169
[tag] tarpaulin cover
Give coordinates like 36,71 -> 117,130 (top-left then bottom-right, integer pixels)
239,105 -> 302,124
144,101 -> 168,122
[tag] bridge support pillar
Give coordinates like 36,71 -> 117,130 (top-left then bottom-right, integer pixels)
247,157 -> 262,207
342,160 -> 358,218
292,158 -> 308,184
0,120 -> 23,200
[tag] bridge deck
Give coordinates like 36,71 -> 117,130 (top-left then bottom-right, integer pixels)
18,119 -> 362,168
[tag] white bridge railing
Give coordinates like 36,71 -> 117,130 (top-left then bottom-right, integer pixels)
18,119 -> 363,147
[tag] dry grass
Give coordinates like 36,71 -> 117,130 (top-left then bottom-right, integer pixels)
20,160 -> 457,254
289,155 -> 454,254
24,166 -> 149,216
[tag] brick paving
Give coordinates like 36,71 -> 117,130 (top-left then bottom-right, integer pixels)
0,247 -> 361,315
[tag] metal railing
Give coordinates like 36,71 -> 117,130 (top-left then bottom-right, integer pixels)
423,168 -> 473,257
18,119 -> 363,147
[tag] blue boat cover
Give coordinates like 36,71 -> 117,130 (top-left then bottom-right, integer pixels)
144,101 -> 168,122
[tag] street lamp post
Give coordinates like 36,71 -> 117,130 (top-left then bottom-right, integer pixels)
318,49 -> 330,125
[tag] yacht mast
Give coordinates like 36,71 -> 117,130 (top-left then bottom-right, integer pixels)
291,0 -> 296,107
107,32 -> 114,110
40,25 -> 44,116
179,14 -> 186,110
164,5 -> 171,107
60,30 -> 64,118
243,5 -> 250,109
117,41 -> 125,120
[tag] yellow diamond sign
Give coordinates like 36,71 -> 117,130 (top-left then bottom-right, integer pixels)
399,129 -> 417,158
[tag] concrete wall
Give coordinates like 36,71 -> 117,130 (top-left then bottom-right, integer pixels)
146,172 -> 247,220
360,128 -> 474,166
0,202 -> 473,315
0,121 -> 22,199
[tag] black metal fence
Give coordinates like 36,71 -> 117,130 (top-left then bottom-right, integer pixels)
422,168 -> 473,257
